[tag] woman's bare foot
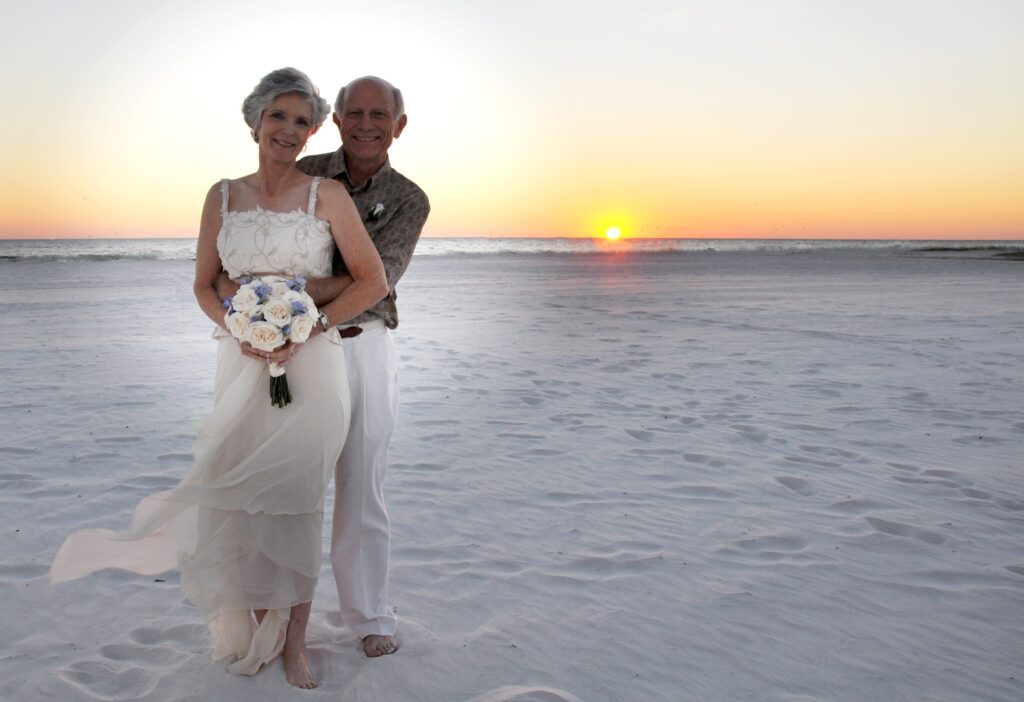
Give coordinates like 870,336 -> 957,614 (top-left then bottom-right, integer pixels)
283,639 -> 317,689
283,602 -> 317,689
362,634 -> 398,658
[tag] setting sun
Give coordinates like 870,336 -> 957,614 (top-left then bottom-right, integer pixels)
605,227 -> 621,240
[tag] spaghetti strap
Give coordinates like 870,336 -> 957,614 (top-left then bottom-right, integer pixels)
219,179 -> 230,218
307,177 -> 322,216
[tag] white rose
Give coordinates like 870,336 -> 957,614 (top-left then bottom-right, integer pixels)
289,315 -> 314,343
262,299 -> 294,328
247,321 -> 284,351
224,312 -> 250,340
270,280 -> 292,298
230,286 -> 260,314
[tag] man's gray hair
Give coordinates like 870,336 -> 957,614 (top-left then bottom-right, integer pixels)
333,76 -> 405,120
242,67 -> 331,142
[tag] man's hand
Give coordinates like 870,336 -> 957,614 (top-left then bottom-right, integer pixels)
215,272 -> 241,303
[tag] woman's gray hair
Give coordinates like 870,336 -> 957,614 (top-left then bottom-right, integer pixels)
242,67 -> 331,142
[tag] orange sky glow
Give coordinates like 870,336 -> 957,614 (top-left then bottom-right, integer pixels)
1,1 -> 1021,241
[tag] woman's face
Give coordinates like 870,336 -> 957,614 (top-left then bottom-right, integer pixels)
257,93 -> 316,162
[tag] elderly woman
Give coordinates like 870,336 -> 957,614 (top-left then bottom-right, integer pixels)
51,68 -> 387,690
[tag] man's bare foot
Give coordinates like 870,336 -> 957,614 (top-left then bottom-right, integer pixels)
362,634 -> 398,658
283,641 -> 317,689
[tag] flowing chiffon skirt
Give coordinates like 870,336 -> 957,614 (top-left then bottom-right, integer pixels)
50,332 -> 349,674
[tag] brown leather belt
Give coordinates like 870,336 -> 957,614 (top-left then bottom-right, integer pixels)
338,326 -> 363,339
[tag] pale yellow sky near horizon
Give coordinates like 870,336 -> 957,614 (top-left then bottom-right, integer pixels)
1,0 -> 1022,240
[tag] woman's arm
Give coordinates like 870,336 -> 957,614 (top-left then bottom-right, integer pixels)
302,187 -> 429,307
194,182 -> 229,328
315,180 -> 389,327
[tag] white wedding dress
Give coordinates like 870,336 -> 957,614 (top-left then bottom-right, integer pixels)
51,177 -> 349,674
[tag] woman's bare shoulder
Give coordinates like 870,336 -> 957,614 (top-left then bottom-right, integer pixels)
316,178 -> 355,208
205,174 -> 256,197
317,177 -> 347,196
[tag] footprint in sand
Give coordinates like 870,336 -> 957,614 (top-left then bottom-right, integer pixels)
0,472 -> 38,482
469,686 -> 584,702
61,623 -> 202,700
157,452 -> 192,463
829,497 -> 891,514
399,462 -> 449,473
0,562 -> 48,580
415,418 -> 459,427
420,432 -> 461,442
518,448 -> 565,457
718,533 -> 810,563
959,488 -> 992,500
0,446 -> 36,455
60,660 -> 160,700
627,447 -> 683,457
683,453 -> 727,467
95,436 -> 144,445
922,468 -> 966,482
775,476 -> 814,496
864,517 -> 946,545
70,451 -> 122,462
669,484 -> 736,499
732,424 -> 769,442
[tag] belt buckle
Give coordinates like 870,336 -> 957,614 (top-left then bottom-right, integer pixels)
338,326 -> 363,339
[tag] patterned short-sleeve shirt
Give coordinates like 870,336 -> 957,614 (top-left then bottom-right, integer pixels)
297,149 -> 429,329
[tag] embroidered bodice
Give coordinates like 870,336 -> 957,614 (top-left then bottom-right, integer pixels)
216,177 -> 334,279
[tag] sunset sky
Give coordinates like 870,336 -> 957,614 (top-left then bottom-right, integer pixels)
1,0 -> 1021,240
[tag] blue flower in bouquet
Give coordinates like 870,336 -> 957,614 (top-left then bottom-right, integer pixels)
220,273 -> 319,409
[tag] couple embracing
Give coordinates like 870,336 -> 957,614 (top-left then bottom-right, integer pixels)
50,68 -> 429,690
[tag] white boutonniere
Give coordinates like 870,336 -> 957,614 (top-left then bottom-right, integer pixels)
367,203 -> 385,222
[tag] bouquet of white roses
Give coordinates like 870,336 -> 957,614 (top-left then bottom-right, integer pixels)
223,275 -> 318,408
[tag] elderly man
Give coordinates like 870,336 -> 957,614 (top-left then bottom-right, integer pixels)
298,76 -> 429,657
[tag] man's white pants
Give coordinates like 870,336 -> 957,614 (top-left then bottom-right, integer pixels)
332,321 -> 398,638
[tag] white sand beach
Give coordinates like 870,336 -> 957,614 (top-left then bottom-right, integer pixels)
1,247 -> 1022,701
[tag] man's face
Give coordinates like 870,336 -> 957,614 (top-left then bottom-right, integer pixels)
335,80 -> 407,166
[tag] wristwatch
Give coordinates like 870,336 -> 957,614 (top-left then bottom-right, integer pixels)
317,311 -> 331,332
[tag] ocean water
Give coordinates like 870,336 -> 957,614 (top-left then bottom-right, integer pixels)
0,237 -> 1019,261
1,237 -> 1021,262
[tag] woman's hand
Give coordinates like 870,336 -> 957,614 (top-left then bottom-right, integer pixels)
239,325 -> 322,367
239,340 -> 300,366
